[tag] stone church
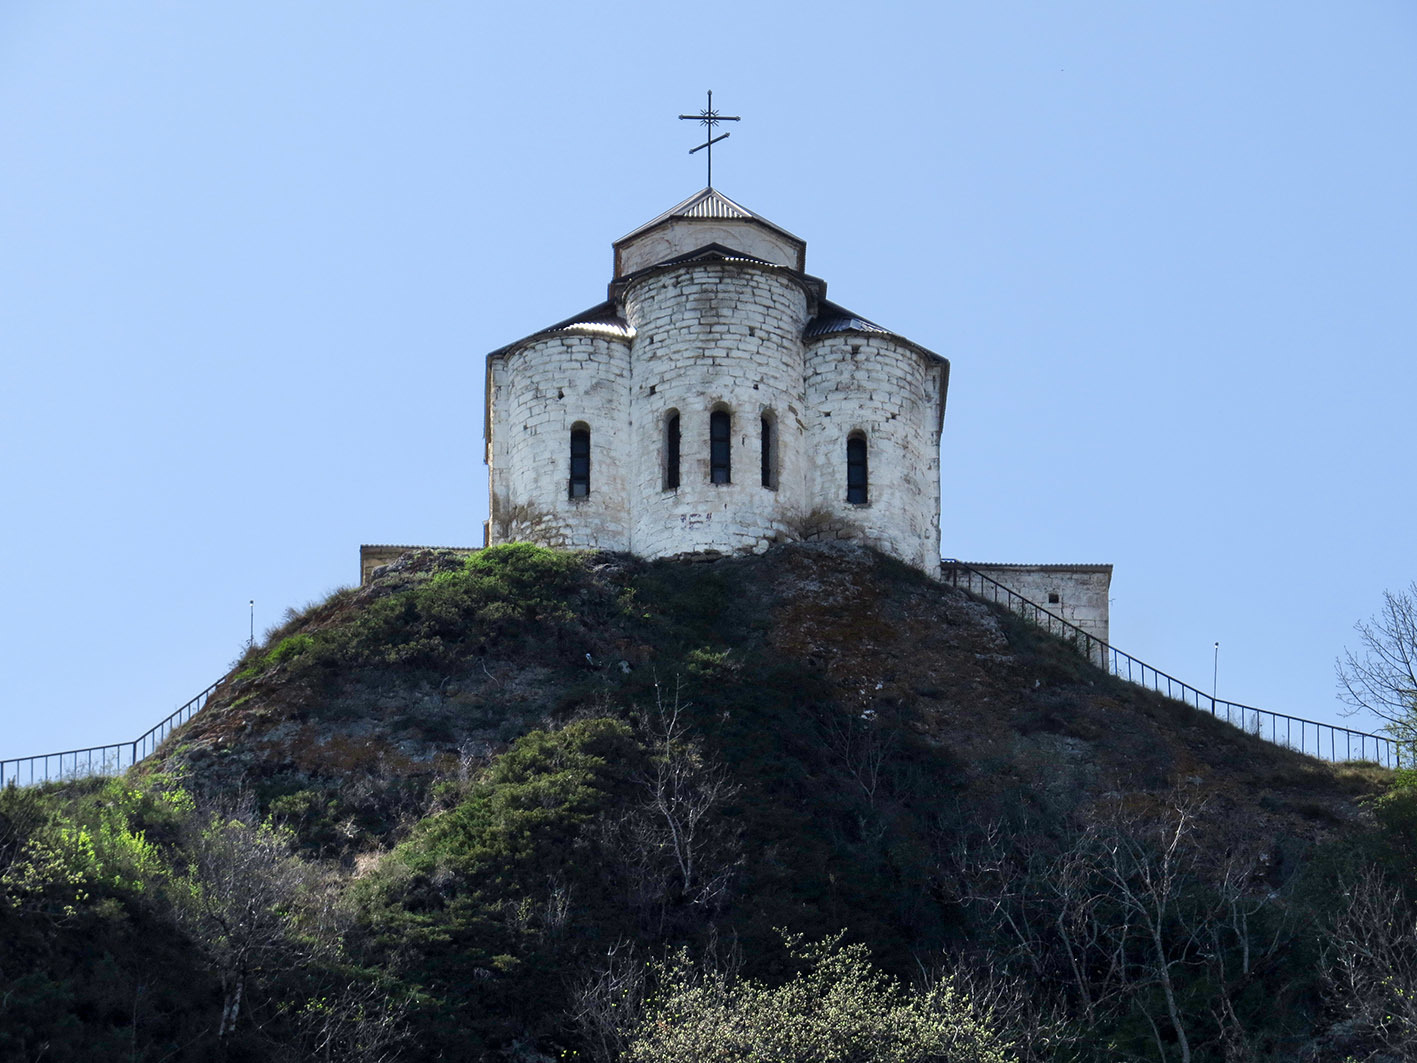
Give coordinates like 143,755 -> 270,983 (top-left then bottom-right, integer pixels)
485,188 -> 947,573
362,187 -> 1112,645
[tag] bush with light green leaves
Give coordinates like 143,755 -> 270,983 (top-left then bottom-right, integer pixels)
625,932 -> 1019,1063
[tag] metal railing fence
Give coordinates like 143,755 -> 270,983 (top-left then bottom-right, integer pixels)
942,560 -> 1400,768
2,680 -> 222,788
3,564 -> 1402,783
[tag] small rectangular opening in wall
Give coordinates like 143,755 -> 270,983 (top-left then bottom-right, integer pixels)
1047,592 -> 1060,604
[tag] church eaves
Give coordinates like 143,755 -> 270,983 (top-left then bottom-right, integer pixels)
485,301 -> 633,362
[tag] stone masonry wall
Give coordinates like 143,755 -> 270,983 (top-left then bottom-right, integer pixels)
623,261 -> 812,558
487,331 -> 633,550
964,563 -> 1113,647
804,336 -> 944,572
485,257 -> 947,574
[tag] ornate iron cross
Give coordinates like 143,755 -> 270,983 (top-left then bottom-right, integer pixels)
679,90 -> 740,189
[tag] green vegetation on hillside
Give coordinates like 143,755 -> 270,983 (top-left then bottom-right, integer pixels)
3,544 -> 1412,1062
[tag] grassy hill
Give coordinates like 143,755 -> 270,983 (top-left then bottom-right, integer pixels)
1,542 -> 1408,1062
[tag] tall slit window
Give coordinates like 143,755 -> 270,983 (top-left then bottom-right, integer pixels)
569,425 -> 590,498
710,410 -> 731,484
664,412 -> 681,490
760,412 -> 777,489
846,433 -> 868,504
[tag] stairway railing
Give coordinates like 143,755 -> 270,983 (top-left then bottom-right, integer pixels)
4,565 -> 1402,785
2,680 -> 222,788
942,559 -> 1400,768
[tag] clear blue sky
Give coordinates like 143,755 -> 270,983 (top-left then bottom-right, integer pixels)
3,3 -> 1414,760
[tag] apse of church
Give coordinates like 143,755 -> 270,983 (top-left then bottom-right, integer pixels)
482,188 -> 950,574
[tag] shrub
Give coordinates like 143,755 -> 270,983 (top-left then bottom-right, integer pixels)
272,543 -> 595,676
625,931 -> 1019,1063
353,717 -> 649,1055
268,633 -> 314,666
382,716 -> 643,897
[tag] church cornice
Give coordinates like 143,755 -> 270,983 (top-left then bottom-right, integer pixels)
804,299 -> 951,434
607,243 -> 827,309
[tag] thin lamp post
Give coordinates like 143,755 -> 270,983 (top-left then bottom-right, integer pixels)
1212,641 -> 1219,707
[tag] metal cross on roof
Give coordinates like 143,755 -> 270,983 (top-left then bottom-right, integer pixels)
679,90 -> 740,189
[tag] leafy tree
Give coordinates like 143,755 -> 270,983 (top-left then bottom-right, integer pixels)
624,932 -> 1019,1063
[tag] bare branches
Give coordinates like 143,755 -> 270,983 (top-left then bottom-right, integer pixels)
1337,582 -> 1417,740
591,679 -> 743,939
637,679 -> 743,912
292,971 -> 410,1063
816,703 -> 898,811
948,794 -> 1296,1063
569,940 -> 648,1063
1317,866 -> 1417,1060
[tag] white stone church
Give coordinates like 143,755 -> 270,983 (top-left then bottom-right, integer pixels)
362,187 -> 1112,644
485,187 -> 947,573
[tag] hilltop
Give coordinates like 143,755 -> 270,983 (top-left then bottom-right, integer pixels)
3,542 -> 1403,1062
163,541 -> 1371,852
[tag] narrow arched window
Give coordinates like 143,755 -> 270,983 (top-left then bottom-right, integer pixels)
569,425 -> 590,498
846,434 -> 868,504
760,412 -> 777,489
710,410 -> 731,484
664,412 -> 681,490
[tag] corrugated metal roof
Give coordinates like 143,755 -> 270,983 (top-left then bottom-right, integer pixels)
615,188 -> 803,246
804,313 -> 893,339
952,560 -> 1114,572
486,301 -> 634,360
803,300 -> 894,339
538,301 -> 633,338
632,242 -> 778,274
547,316 -> 634,339
677,189 -> 755,220
361,544 -> 478,552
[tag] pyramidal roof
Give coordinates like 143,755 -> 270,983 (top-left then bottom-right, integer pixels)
615,187 -> 804,245
612,188 -> 807,278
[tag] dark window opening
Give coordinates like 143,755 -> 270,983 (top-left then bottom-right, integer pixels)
760,416 -> 773,488
710,410 -> 731,484
1048,592 -> 1061,605
665,413 -> 681,490
569,427 -> 590,498
846,434 -> 868,504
